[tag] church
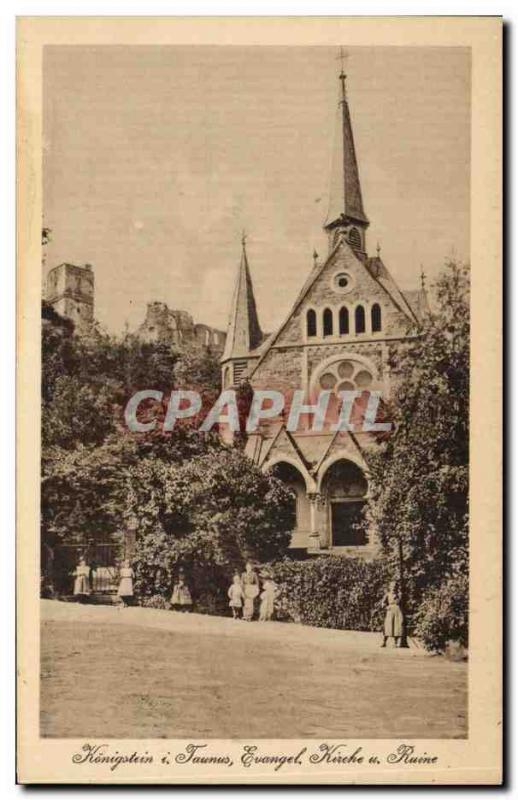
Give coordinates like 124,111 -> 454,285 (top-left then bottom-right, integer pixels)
221,65 -> 429,557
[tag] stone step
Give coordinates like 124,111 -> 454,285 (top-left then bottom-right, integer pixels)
56,592 -> 121,606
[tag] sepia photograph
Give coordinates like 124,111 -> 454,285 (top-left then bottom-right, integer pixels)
16,16 -> 502,784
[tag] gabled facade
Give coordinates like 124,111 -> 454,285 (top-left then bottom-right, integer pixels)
222,65 -> 428,557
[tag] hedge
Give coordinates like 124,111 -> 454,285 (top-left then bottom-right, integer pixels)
269,556 -> 390,632
134,553 -> 468,653
412,573 -> 469,653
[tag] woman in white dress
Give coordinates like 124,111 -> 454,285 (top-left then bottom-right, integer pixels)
241,561 -> 259,621
73,558 -> 90,602
117,559 -> 134,607
380,580 -> 404,647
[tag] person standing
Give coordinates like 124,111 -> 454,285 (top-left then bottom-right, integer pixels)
227,573 -> 244,619
73,557 -> 91,603
259,576 -> 277,622
380,580 -> 404,648
241,561 -> 259,621
117,560 -> 134,607
171,569 -> 193,612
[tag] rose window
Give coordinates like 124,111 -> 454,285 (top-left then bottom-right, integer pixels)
317,360 -> 374,394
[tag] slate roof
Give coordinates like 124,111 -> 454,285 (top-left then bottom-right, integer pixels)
221,242 -> 263,362
365,257 -> 420,324
325,87 -> 369,227
401,288 -> 430,323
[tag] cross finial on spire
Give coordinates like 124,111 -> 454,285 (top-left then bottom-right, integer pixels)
420,264 -> 426,290
376,241 -> 381,257
337,47 -> 348,101
313,249 -> 319,267
241,230 -> 247,250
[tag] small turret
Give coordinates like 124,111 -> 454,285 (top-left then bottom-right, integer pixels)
220,235 -> 263,388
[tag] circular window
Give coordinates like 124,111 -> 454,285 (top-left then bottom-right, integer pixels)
320,372 -> 337,390
337,361 -> 354,379
355,370 -> 373,388
332,271 -> 355,294
337,380 -> 355,393
317,359 -> 374,395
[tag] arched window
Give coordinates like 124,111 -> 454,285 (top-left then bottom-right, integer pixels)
339,306 -> 349,335
355,305 -> 366,334
306,308 -> 317,337
323,308 -> 333,337
348,227 -> 362,250
371,303 -> 382,332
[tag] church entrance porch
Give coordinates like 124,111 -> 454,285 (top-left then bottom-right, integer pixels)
270,462 -> 311,550
269,456 -> 373,556
330,500 -> 367,548
318,459 -> 370,553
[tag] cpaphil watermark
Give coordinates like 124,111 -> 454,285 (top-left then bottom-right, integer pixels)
124,388 -> 392,434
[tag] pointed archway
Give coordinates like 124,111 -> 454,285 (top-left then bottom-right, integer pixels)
267,461 -> 312,550
320,458 -> 368,548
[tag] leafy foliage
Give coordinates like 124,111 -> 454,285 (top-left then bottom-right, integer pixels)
365,261 -> 469,647
269,557 -> 389,632
413,574 -> 469,652
41,305 -> 293,602
41,436 -> 138,545
130,448 -> 295,605
41,303 -> 223,546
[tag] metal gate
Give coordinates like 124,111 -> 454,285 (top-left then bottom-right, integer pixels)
52,542 -> 123,596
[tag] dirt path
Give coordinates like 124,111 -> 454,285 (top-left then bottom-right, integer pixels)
40,601 -> 467,739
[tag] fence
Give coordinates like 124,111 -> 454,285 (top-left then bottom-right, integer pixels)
48,541 -> 124,597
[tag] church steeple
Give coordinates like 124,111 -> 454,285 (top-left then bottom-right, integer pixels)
325,52 -> 369,253
220,235 -> 263,386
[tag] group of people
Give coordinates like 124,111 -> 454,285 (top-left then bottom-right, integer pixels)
72,558 -> 278,621
228,561 -> 277,622
73,555 -> 404,645
74,558 -> 192,610
72,557 -> 135,606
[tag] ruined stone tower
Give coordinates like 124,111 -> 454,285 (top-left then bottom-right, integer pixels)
46,263 -> 94,334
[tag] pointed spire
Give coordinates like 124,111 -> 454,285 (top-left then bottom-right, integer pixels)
312,249 -> 319,267
221,236 -> 263,362
325,52 -> 369,230
420,264 -> 427,291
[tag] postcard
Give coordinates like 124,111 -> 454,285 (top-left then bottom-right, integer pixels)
17,16 -> 502,784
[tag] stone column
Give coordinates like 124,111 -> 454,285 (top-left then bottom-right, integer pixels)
307,492 -> 322,550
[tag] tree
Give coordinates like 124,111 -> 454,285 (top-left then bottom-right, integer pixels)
129,447 -> 295,604
41,435 -> 139,546
365,261 -> 469,629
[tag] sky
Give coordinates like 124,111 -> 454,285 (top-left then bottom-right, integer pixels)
43,45 -> 471,335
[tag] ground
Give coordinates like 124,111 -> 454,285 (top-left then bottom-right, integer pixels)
40,600 -> 467,739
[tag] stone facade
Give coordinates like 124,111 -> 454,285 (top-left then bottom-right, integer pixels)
46,263 -> 95,334
241,235 -> 424,556
45,266 -> 226,354
137,301 -> 226,353
221,70 -> 429,558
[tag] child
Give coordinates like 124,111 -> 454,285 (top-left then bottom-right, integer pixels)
228,573 -> 244,619
241,561 -> 259,621
259,576 -> 277,622
171,570 -> 193,612
73,557 -> 91,602
380,580 -> 404,648
117,559 -> 134,607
